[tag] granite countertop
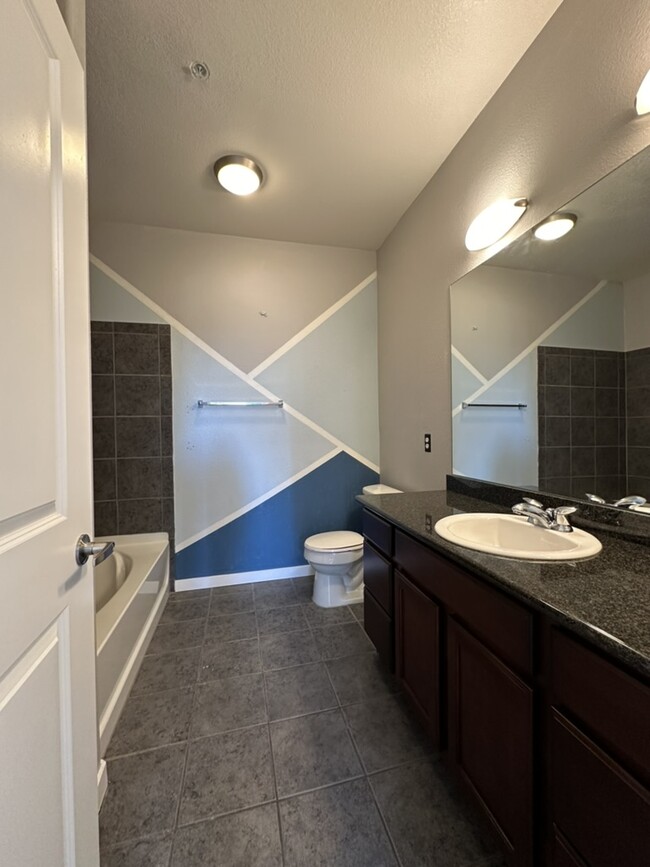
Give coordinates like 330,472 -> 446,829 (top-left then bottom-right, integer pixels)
357,489 -> 650,679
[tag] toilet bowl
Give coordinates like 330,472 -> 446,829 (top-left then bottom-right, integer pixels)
304,483 -> 402,608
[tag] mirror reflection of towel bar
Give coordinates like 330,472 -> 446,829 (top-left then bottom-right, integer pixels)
462,402 -> 527,409
197,399 -> 284,408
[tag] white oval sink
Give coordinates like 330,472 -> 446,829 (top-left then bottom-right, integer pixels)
434,513 -> 602,560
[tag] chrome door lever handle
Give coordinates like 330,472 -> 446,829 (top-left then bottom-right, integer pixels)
76,534 -> 115,566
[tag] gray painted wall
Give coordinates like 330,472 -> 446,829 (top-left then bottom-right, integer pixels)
624,269 -> 650,351
91,223 -> 376,375
377,0 -> 650,491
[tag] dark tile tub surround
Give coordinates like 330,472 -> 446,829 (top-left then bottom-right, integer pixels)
626,347 -> 650,494
91,321 -> 175,579
537,346 -> 626,501
360,482 -> 650,677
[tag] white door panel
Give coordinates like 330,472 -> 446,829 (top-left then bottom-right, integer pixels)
0,1 -> 99,864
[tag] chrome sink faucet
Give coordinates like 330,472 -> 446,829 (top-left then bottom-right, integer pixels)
512,497 -> 577,533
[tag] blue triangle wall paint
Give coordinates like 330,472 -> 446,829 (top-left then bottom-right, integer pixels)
175,452 -> 378,580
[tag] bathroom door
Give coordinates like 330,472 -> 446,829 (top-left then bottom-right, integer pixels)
0,1 -> 100,865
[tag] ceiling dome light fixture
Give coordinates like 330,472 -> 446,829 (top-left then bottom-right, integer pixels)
635,69 -> 650,115
464,198 -> 528,251
533,212 -> 577,241
213,155 -> 264,196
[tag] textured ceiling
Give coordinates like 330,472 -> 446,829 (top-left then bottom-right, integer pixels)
86,0 -> 563,250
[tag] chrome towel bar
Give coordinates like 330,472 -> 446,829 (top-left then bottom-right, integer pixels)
462,402 -> 527,409
197,399 -> 284,408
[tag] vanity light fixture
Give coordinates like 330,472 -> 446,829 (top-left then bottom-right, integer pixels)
213,155 -> 264,196
635,69 -> 650,115
464,198 -> 528,251
533,212 -> 577,241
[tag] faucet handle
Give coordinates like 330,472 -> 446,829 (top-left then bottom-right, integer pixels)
523,497 -> 544,509
551,505 -> 577,531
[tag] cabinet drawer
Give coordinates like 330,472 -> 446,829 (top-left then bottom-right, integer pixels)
363,543 -> 393,615
550,708 -> 650,867
362,510 -> 393,557
550,628 -> 650,785
395,530 -> 533,678
363,588 -> 393,671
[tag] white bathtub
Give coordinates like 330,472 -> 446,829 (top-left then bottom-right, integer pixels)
95,533 -> 169,756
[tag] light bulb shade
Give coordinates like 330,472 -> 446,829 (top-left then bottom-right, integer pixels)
635,69 -> 650,115
464,198 -> 528,251
214,155 -> 264,195
533,212 -> 577,241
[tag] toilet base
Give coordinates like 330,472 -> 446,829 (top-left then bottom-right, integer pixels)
312,572 -> 364,608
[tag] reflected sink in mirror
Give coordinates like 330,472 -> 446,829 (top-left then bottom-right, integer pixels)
434,513 -> 602,560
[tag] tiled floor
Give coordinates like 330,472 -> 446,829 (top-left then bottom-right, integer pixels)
99,576 -> 505,867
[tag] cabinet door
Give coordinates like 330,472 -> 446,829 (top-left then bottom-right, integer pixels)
394,570 -> 440,745
549,708 -> 650,867
448,618 -> 534,866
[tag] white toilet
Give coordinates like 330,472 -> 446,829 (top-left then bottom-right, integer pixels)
304,484 -> 402,608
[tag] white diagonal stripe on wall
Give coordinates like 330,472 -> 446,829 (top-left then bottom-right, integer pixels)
451,346 -> 489,385
175,447 -> 342,551
247,271 -> 378,379
90,255 -> 378,468
451,279 -> 608,417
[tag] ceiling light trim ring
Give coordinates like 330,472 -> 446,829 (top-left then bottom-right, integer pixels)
533,212 -> 577,241
213,155 -> 264,196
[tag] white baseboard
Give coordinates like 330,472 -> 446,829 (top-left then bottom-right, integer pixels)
97,759 -> 108,811
175,564 -> 314,592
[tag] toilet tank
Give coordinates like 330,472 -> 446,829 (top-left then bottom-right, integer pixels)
362,484 -> 402,495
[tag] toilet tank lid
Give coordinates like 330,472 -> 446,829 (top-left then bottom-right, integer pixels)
362,484 -> 402,495
304,531 -> 364,551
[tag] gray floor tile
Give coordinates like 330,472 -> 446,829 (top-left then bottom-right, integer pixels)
264,662 -> 337,720
100,834 -> 173,866
279,778 -> 397,866
302,601 -> 355,628
208,591 -> 255,616
256,604 -> 309,635
204,611 -> 257,643
179,726 -> 275,824
191,674 -> 267,738
107,687 -> 194,757
349,603 -> 364,622
259,629 -> 321,670
99,744 -> 186,848
326,653 -> 399,706
370,760 -> 500,867
253,579 -> 298,609
159,597 -> 210,624
133,648 -> 200,695
199,639 -> 261,682
146,618 -> 205,655
312,622 -> 374,660
211,583 -> 253,597
291,575 -> 314,603
168,589 -> 210,602
271,709 -> 362,797
170,803 -> 282,867
343,694 -> 433,773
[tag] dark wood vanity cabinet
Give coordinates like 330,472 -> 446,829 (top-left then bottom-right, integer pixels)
361,508 -> 650,867
394,569 -> 440,743
362,511 -> 394,670
546,629 -> 650,867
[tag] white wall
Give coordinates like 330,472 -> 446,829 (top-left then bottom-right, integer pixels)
377,0 -> 650,491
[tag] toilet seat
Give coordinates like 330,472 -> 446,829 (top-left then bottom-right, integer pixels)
304,531 -> 363,553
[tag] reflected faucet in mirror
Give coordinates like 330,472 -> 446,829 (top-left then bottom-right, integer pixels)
450,143 -> 650,514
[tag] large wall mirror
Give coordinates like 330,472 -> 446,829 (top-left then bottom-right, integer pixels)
451,144 -> 650,509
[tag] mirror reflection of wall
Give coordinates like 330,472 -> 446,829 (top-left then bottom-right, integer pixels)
450,144 -> 650,508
